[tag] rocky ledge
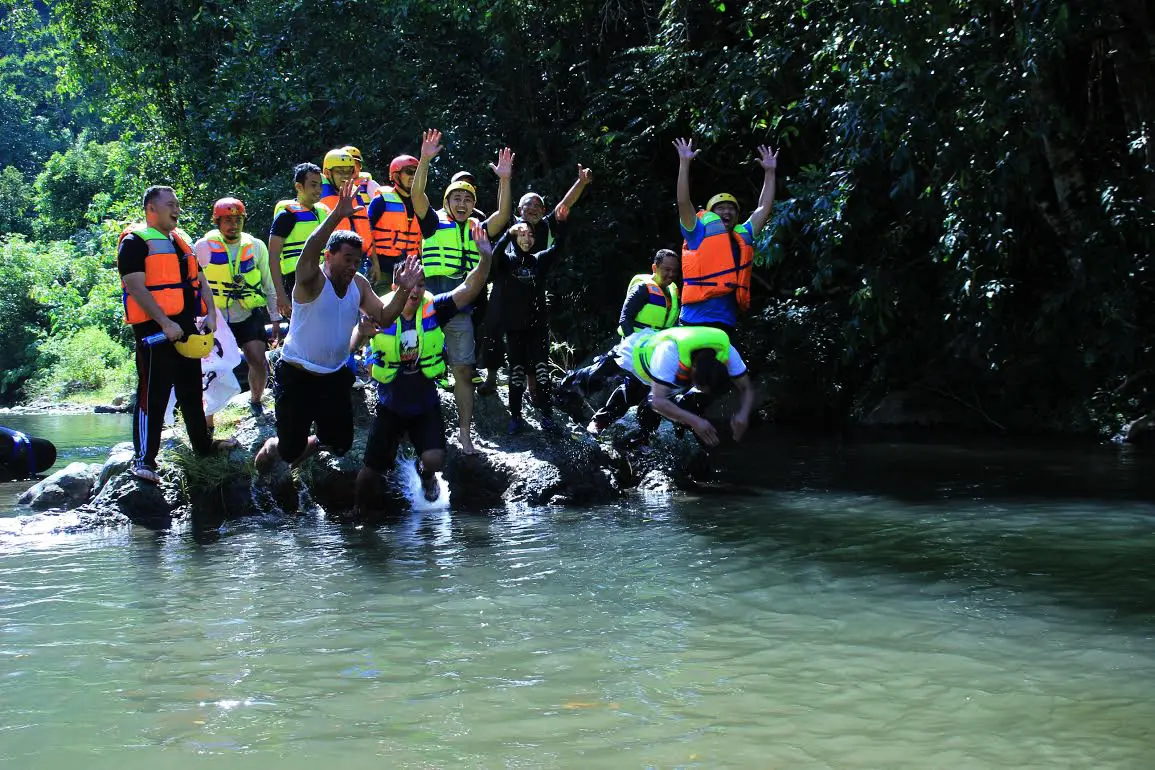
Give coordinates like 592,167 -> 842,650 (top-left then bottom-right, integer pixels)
6,380 -> 720,535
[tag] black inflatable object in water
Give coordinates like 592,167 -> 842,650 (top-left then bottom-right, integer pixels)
0,425 -> 57,480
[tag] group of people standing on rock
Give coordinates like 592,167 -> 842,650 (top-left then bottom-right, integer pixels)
117,129 -> 778,512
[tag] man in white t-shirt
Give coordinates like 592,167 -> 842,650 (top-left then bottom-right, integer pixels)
560,326 -> 755,446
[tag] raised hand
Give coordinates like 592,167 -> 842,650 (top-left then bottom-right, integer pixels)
756,145 -> 779,172
577,164 -> 593,185
490,147 -> 515,180
395,255 -> 423,291
470,219 -> 494,262
333,177 -> 361,219
420,129 -> 443,160
554,203 -> 571,222
673,137 -> 699,163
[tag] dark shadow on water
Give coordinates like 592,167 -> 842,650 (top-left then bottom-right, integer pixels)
659,431 -> 1155,623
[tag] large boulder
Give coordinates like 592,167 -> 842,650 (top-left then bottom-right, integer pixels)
78,469 -> 184,530
17,461 -> 102,511
96,441 -> 135,494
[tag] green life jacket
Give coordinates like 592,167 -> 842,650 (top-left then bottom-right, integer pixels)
632,326 -> 730,387
368,292 -> 447,384
618,273 -> 680,336
201,230 -> 265,310
421,210 -> 479,278
273,199 -> 330,275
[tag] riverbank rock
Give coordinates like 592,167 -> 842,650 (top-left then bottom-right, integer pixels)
444,388 -> 626,506
17,461 -> 102,511
76,470 -> 183,530
19,375 -> 717,533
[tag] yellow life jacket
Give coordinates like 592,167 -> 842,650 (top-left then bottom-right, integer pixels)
200,230 -> 266,310
368,292 -> 447,384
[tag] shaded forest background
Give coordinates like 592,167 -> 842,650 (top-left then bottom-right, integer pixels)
0,0 -> 1151,434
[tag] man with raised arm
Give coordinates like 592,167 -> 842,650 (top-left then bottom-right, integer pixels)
673,138 -> 778,337
254,179 -> 423,471
351,220 -> 495,510
478,164 -> 594,395
411,128 -> 513,455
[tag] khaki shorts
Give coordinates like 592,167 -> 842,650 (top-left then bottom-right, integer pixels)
442,312 -> 476,366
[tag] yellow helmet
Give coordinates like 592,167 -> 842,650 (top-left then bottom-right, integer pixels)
323,148 -> 357,175
442,181 -> 477,205
342,145 -> 364,171
174,332 -> 214,359
706,193 -> 739,212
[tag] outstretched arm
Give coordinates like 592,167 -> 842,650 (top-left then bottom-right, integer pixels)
412,128 -> 442,219
296,178 -> 359,301
729,374 -> 756,441
748,145 -> 779,235
555,165 -> 593,213
673,138 -> 699,231
451,220 -> 494,309
485,147 -> 515,237
651,382 -> 720,447
357,255 -> 424,328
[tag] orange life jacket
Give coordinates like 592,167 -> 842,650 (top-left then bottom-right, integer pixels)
680,211 -> 753,312
371,186 -> 422,261
118,225 -> 207,325
320,184 -> 374,257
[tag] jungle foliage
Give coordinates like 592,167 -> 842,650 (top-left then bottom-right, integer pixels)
0,0 -> 1151,433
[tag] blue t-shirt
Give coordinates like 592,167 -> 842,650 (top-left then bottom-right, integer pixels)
678,214 -> 755,327
376,292 -> 458,416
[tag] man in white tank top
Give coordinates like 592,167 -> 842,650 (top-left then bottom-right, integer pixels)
255,179 -> 423,471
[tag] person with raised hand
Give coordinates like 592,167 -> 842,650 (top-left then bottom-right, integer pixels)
254,178 -> 423,472
674,138 -> 778,339
351,220 -> 495,510
411,128 -> 514,455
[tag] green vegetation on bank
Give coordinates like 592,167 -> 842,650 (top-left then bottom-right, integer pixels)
0,0 -> 1151,435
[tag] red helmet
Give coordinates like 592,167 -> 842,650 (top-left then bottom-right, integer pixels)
212,197 -> 246,220
389,155 -> 419,179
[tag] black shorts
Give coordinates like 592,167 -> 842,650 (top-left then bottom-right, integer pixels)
272,359 -> 354,462
228,309 -> 268,348
363,406 -> 446,472
281,272 -> 296,297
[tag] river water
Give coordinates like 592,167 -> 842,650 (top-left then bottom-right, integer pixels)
1,416 -> 1153,768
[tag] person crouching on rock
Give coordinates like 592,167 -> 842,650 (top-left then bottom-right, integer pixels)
254,179 -> 424,472
351,220 -> 495,510
559,327 -> 755,447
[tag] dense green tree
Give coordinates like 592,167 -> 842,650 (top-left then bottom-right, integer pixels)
0,0 -> 1149,430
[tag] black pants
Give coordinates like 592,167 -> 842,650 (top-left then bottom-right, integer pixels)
272,360 -> 355,462
566,354 -> 706,435
505,329 -> 552,418
133,338 -> 212,468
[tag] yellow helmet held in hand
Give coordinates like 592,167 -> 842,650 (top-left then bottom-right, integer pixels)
706,193 -> 739,212
174,332 -> 214,359
323,148 -> 357,175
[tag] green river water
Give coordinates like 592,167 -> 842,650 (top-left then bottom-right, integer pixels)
1,413 -> 1153,768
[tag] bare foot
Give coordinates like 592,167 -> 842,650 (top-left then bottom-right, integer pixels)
254,438 -> 280,473
458,428 -> 476,455
290,435 -> 321,468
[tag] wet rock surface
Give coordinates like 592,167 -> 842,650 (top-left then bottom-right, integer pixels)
13,374 -> 719,533
17,461 -> 102,511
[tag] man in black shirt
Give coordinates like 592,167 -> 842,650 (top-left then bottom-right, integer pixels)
118,185 -> 230,483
